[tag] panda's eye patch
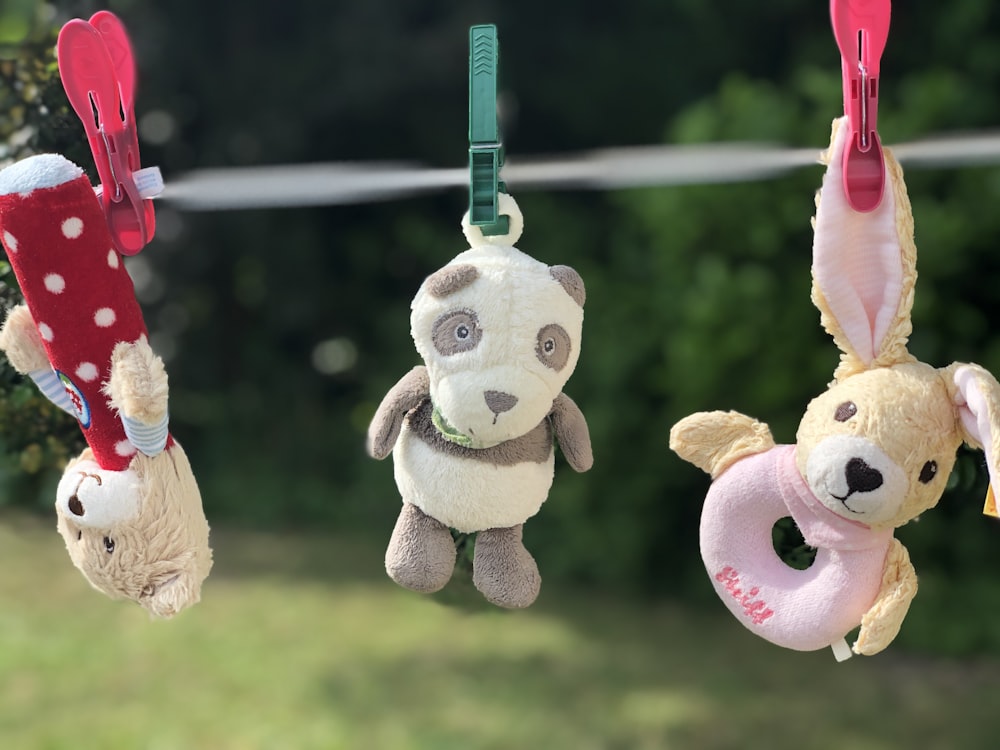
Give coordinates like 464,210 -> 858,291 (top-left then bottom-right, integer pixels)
432,309 -> 482,356
918,460 -> 938,484
536,324 -> 572,371
834,402 -> 857,422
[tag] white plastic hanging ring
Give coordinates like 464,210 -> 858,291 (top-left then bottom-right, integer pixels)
461,192 -> 524,247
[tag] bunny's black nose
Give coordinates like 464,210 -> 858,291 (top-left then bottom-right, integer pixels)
845,457 -> 883,494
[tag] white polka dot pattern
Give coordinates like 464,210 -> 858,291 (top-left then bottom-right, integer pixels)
114,439 -> 138,457
75,362 -> 99,382
61,217 -> 84,239
44,273 -> 65,294
94,307 -> 116,327
1,170 -> 160,469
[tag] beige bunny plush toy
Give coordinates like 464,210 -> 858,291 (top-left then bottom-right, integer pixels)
0,154 -> 212,617
670,118 -> 1000,659
368,193 -> 592,609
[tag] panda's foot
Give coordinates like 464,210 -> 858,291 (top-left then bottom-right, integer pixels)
385,503 -> 456,593
473,524 -> 541,609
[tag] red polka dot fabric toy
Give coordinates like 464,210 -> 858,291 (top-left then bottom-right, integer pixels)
0,154 -> 212,617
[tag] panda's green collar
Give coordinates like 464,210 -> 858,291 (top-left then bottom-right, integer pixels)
431,405 -> 474,448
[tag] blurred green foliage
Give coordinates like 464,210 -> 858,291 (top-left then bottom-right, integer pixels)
2,0 -> 1000,619
0,5 -> 84,504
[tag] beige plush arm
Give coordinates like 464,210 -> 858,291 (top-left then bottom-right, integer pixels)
853,538 -> 918,656
669,411 -> 775,479
367,366 -> 430,459
104,337 -> 169,425
0,304 -> 50,373
550,392 -> 593,472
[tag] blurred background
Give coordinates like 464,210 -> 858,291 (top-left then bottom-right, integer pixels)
2,1 -> 1000,747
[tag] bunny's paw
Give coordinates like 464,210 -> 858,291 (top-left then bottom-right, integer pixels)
670,411 -> 774,478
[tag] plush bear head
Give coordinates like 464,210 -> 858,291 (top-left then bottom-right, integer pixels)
54,443 -> 213,617
409,194 -> 586,448
793,118 -> 1000,531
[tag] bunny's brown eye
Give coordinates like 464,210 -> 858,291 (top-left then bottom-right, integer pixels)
834,402 -> 857,422
919,461 -> 938,484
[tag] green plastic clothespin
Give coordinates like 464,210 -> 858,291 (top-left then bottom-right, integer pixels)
468,24 -> 509,236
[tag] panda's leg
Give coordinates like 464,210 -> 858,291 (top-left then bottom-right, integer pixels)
385,502 -> 456,593
472,524 -> 541,608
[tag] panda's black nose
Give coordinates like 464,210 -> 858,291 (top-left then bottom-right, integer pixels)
845,457 -> 883,494
485,390 -> 518,415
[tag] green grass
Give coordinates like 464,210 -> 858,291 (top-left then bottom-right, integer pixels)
0,510 -> 998,750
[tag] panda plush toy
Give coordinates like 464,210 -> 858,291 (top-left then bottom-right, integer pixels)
368,193 -> 592,608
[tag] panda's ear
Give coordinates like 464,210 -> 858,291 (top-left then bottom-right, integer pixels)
425,264 -> 479,299
550,265 -> 585,307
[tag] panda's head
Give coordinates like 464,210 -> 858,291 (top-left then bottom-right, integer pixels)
410,196 -> 585,448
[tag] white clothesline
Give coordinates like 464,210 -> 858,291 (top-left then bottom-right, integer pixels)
155,132 -> 1000,211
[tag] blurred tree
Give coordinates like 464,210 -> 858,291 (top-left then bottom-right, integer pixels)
0,3 -> 85,506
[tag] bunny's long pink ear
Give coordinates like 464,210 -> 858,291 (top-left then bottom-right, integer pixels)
812,118 -> 917,380
953,364 -> 1000,497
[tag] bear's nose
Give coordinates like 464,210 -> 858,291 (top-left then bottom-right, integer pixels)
845,457 -> 883,494
484,390 -> 518,415
68,495 -> 85,517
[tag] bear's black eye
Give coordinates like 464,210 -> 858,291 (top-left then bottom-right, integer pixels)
76,530 -> 82,541
543,338 -> 556,354
834,402 -> 857,422
919,461 -> 938,484
103,536 -> 115,554
455,324 -> 470,340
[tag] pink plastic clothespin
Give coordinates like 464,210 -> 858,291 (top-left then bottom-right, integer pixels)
831,0 -> 891,213
57,11 -> 161,255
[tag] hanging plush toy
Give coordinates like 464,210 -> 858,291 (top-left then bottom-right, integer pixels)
367,193 -> 593,608
0,154 -> 212,617
669,117 -> 1000,659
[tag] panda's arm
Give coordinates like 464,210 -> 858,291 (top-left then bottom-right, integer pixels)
367,366 -> 431,459
550,393 -> 593,472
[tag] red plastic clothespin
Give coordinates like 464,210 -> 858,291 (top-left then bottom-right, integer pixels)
831,0 -> 891,213
57,11 -> 161,255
